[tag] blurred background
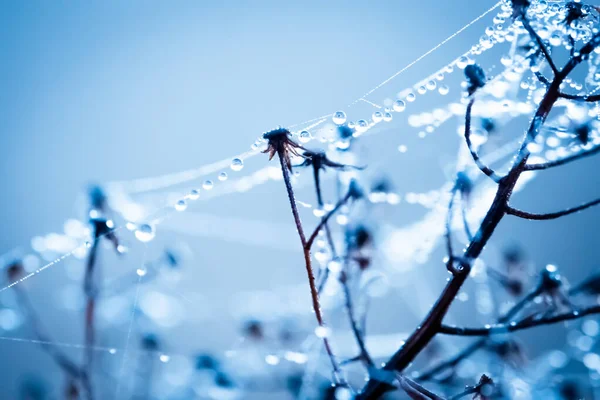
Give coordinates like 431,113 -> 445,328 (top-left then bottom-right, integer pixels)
2,0 -> 600,398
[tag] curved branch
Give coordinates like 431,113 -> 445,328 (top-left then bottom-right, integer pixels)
464,99 -> 502,183
416,288 -> 540,381
305,191 -> 352,250
558,92 -> 600,102
439,305 -> 600,337
506,197 -> 600,220
525,144 -> 600,170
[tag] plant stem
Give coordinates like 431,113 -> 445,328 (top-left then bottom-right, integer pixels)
276,148 -> 344,384
83,235 -> 99,400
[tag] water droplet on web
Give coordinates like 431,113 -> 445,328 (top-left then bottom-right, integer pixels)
85,241 -> 91,248
203,180 -> 214,190
355,119 -> 369,133
218,172 -> 228,181
500,55 -> 513,66
417,85 -> 427,94
135,224 -> 155,243
426,80 -> 436,90
159,354 -> 170,363
398,145 -> 407,153
393,100 -> 406,112
457,56 -> 470,69
372,111 -> 383,123
438,85 -> 450,95
383,112 -> 393,122
332,111 -> 347,125
175,200 -> 187,212
136,267 -> 147,277
299,130 -> 312,143
230,158 -> 244,171
406,92 -> 416,102
188,189 -> 200,200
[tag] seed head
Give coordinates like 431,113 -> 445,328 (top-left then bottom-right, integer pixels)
262,128 -> 306,171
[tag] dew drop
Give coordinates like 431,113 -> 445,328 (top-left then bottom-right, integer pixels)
175,200 -> 187,212
188,189 -> 200,200
398,145 -> 407,153
159,354 -> 170,363
135,224 -> 156,243
332,111 -> 347,125
230,158 -> 244,171
355,119 -> 369,133
218,172 -> 228,181
426,80 -> 437,90
372,111 -> 383,122
406,92 -> 416,102
136,267 -> 147,277
457,56 -> 470,69
417,86 -> 427,94
202,180 -> 214,190
438,85 -> 450,95
393,100 -> 406,112
383,112 -> 393,122
299,130 -> 312,143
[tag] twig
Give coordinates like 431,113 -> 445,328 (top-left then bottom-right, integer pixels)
416,287 -> 540,381
440,305 -> 600,336
464,98 -> 502,183
506,197 -> 600,220
275,146 -> 344,384
524,144 -> 600,170
305,191 -> 352,251
82,233 -> 99,400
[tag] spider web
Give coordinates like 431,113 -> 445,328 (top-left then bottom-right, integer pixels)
5,1 -> 600,398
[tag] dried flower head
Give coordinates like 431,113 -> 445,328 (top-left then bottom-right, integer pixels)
574,122 -> 591,145
195,353 -> 219,370
465,63 -> 486,95
141,333 -> 160,351
243,319 -> 264,340
455,171 -> 474,198
511,0 -> 530,19
5,260 -> 24,283
297,150 -> 363,171
473,374 -> 495,400
88,184 -> 108,213
262,127 -> 306,171
564,2 -> 585,26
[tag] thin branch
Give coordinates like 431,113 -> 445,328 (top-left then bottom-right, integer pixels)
276,147 -> 344,385
415,287 -> 540,381
464,98 -> 502,183
398,374 -> 446,400
342,276 -> 374,367
525,144 -> 600,170
460,191 -> 474,242
439,305 -> 600,336
558,91 -> 600,102
506,197 -> 600,220
82,234 -> 100,400
305,191 -> 352,250
445,187 -> 459,274
521,18 -> 559,75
